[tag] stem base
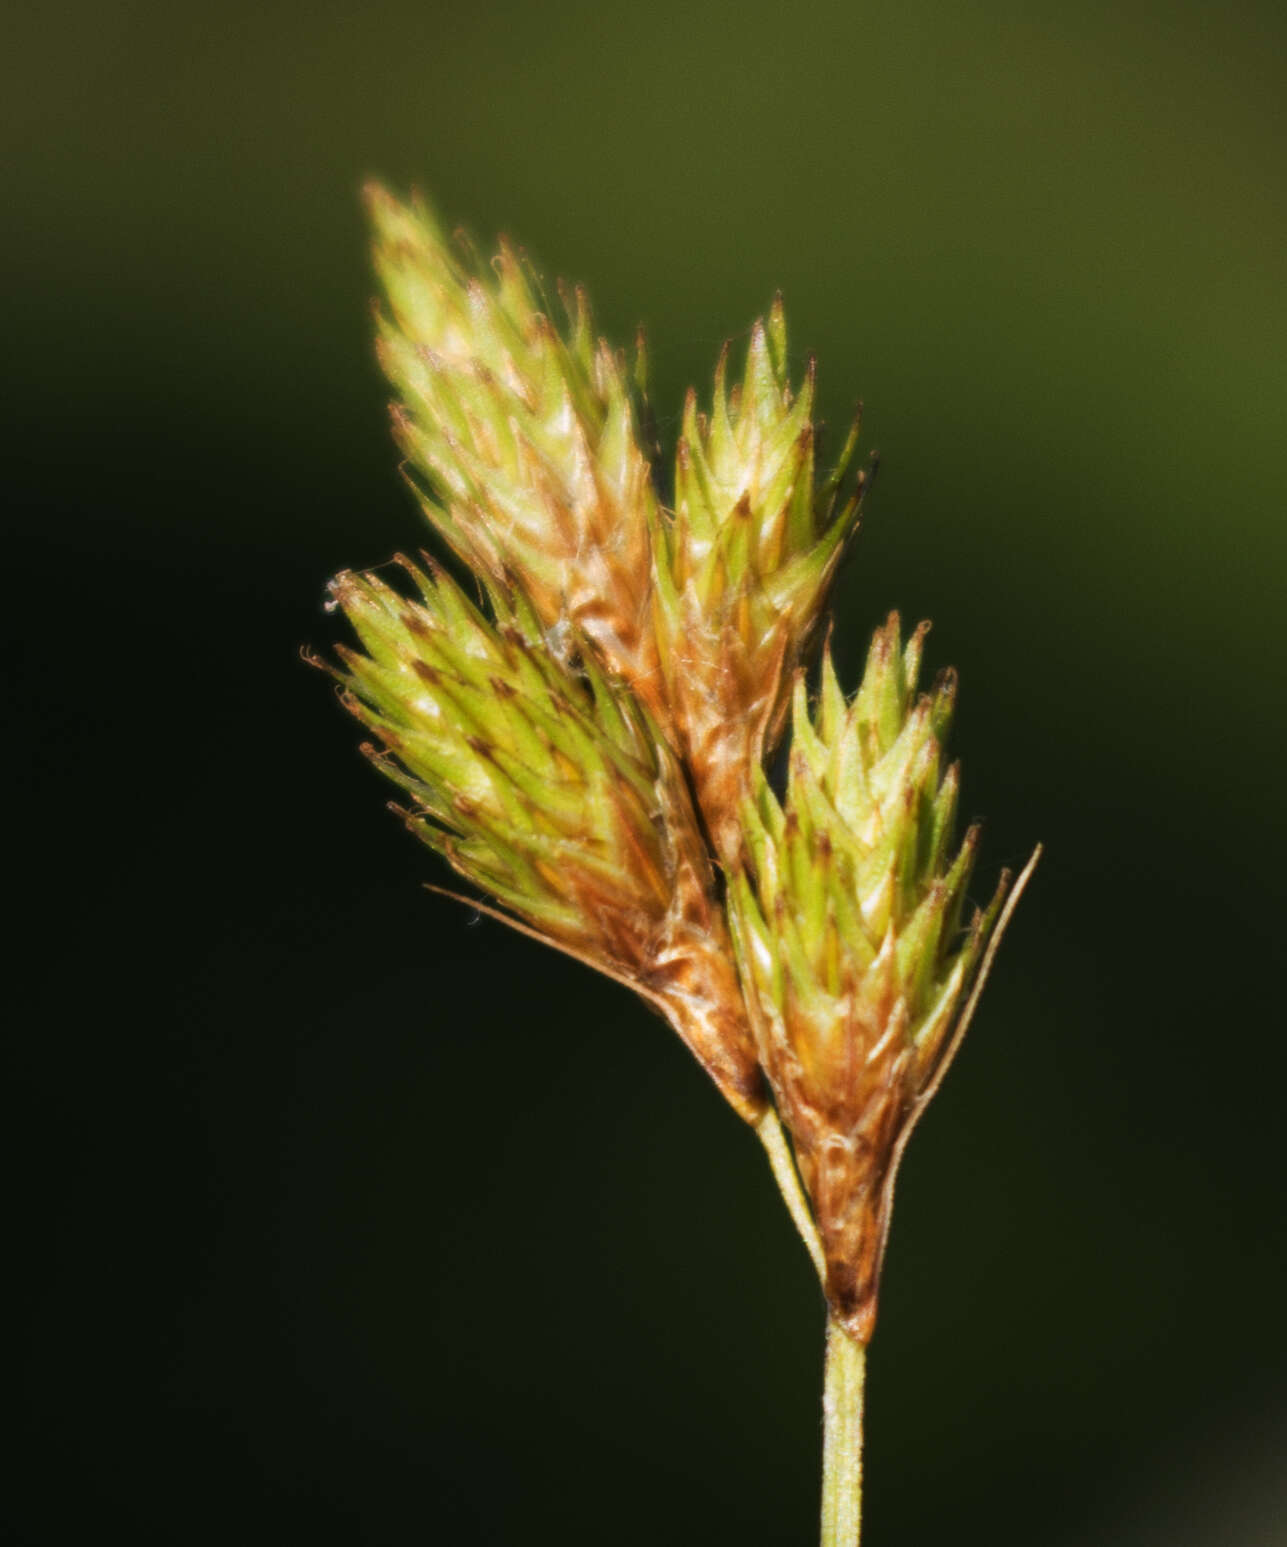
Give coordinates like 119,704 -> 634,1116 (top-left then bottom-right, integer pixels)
820,1316 -> 865,1547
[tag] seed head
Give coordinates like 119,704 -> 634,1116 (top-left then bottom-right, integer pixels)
367,184 -> 659,695
650,297 -> 868,863
324,553 -> 765,1121
728,615 -> 1034,1338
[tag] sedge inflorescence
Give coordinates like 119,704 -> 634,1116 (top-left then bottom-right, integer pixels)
322,185 -> 1035,1343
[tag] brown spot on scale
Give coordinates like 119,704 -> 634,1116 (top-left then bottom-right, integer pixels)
733,492 -> 753,520
327,571 -> 358,606
401,611 -> 430,637
361,179 -> 393,215
465,735 -> 495,760
872,614 -> 898,659
490,676 -> 516,699
411,548 -> 450,586
386,551 -> 420,585
412,659 -> 441,684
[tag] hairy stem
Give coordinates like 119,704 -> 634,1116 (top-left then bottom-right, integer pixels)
820,1316 -> 866,1547
755,1107 -> 825,1280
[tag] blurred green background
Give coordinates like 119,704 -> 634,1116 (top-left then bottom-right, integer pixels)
9,1 -> 1286,1543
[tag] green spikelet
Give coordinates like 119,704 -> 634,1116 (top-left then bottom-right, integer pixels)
323,554 -> 765,1121
728,615 -> 1032,1338
651,297 -> 870,863
367,185 -> 660,694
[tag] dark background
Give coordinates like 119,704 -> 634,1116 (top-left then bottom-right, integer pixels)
9,2 -> 1287,1543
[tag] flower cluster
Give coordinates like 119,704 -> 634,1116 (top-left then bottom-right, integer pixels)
728,619 -> 1012,1338
368,186 -> 658,690
326,554 -> 764,1121
650,296 -> 870,863
325,188 -> 1035,1342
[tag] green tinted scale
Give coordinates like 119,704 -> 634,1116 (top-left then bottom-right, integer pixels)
732,614 -> 1006,1067
655,296 -> 863,647
368,188 -> 656,681
330,555 -> 669,939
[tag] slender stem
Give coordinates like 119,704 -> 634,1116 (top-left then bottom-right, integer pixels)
820,1315 -> 866,1547
754,1107 -> 826,1281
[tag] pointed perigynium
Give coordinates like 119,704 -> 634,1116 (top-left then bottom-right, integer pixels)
367,184 -> 660,694
323,553 -> 766,1123
727,616 -> 1015,1339
650,298 -> 869,865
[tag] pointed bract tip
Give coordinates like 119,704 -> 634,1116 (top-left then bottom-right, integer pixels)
362,179 -> 394,214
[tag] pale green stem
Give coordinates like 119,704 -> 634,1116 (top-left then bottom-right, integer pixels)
820,1316 -> 866,1547
754,1108 -> 825,1281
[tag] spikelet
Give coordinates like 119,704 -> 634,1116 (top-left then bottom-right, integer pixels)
650,298 -> 870,863
367,185 -> 660,694
322,554 -> 765,1122
728,615 -> 1036,1338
